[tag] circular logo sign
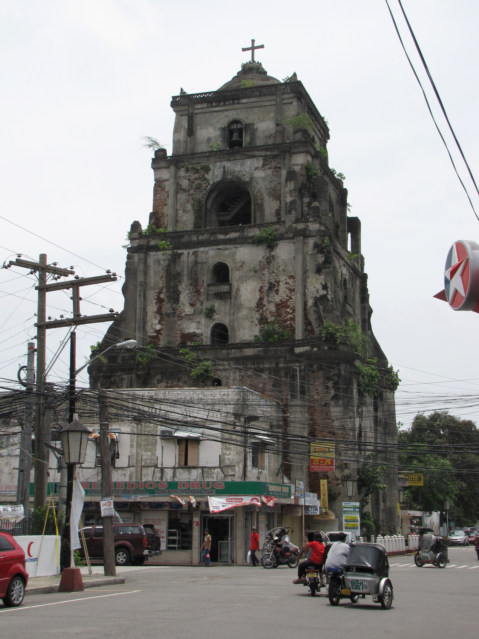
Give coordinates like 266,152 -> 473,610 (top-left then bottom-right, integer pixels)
444,240 -> 479,310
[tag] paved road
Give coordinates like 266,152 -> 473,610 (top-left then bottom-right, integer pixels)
1,547 -> 478,639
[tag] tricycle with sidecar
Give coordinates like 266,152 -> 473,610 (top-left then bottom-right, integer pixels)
326,542 -> 393,609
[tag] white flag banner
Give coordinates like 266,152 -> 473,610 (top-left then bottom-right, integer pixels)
0,504 -> 24,522
208,496 -> 262,513
70,478 -> 85,551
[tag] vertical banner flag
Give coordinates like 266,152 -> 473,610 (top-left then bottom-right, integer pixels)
310,441 -> 335,472
319,479 -> 328,514
70,477 -> 85,551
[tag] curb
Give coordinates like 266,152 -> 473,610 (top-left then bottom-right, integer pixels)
27,576 -> 126,596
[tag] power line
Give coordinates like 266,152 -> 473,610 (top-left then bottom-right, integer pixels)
385,0 -> 479,219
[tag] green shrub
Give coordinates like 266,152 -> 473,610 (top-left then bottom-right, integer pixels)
253,228 -> 277,249
254,323 -> 291,343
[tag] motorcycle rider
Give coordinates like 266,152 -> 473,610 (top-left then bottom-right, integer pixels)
293,532 -> 325,584
324,532 -> 350,573
273,527 -> 290,561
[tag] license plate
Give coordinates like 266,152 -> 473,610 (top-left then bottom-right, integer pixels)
349,578 -> 368,592
341,588 -> 351,595
308,572 -> 319,579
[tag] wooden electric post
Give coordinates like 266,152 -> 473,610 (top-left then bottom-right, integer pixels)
99,391 -> 116,576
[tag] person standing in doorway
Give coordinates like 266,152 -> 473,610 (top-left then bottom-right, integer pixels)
201,528 -> 212,566
250,527 -> 260,566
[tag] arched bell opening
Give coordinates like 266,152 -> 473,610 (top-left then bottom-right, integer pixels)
205,180 -> 252,228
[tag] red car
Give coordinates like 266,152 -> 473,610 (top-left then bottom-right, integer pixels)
0,531 -> 29,607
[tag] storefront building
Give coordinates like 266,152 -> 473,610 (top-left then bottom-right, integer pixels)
80,480 -> 292,565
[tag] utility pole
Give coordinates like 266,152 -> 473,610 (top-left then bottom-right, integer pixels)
99,391 -> 116,576
8,255 -> 75,510
16,341 -> 36,532
8,255 -> 118,511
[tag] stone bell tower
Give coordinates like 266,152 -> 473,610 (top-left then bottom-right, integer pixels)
92,45 -> 399,533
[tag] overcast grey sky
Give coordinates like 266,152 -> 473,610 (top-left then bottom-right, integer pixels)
1,0 -> 479,428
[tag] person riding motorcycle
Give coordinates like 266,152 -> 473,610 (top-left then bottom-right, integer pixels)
324,532 -> 350,573
293,532 -> 326,585
273,528 -> 290,560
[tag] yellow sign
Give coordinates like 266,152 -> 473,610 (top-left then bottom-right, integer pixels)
400,472 -> 424,486
310,441 -> 335,473
320,479 -> 328,513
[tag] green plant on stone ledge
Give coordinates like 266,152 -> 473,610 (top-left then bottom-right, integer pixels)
158,239 -> 173,252
254,322 -> 291,343
142,224 -> 168,237
285,112 -> 315,133
330,168 -> 346,181
190,360 -> 213,383
136,343 -> 157,366
355,358 -> 401,397
383,365 -> 401,392
253,228 -> 277,249
204,304 -> 216,319
356,358 -> 381,396
318,320 -> 369,357
305,161 -> 319,183
179,347 -> 213,383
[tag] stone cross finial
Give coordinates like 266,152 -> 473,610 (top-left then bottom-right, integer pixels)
242,39 -> 264,63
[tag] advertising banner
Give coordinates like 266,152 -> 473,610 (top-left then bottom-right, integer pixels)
399,472 -> 424,486
208,495 -> 274,513
0,504 -> 24,521
320,479 -> 328,514
310,441 -> 335,472
16,535 -> 60,577
342,501 -> 360,536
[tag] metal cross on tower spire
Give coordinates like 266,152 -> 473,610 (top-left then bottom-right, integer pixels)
242,39 -> 264,63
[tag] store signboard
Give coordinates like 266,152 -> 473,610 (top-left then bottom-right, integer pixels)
310,441 -> 335,472
342,501 -> 360,535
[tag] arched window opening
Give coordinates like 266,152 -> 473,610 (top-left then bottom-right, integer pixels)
212,262 -> 230,284
228,120 -> 243,149
211,323 -> 229,345
205,181 -> 252,228
212,378 -> 223,386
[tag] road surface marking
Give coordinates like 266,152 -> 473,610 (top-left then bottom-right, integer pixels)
1,590 -> 142,613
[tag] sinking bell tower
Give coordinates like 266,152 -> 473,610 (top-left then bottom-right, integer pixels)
92,44 -> 399,533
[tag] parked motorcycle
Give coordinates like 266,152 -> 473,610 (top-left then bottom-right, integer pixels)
261,529 -> 299,568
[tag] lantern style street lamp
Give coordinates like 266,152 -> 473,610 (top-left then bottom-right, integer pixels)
59,415 -> 91,592
60,416 -> 91,466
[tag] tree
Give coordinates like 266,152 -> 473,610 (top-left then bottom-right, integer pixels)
399,412 -> 479,524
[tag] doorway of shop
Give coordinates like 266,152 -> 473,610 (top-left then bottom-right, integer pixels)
202,515 -> 233,563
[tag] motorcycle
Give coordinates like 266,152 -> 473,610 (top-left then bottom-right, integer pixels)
261,528 -> 299,569
304,565 -> 322,596
414,530 -> 448,568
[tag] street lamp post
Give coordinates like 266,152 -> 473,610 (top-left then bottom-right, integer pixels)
58,416 -> 91,592
60,338 -> 137,580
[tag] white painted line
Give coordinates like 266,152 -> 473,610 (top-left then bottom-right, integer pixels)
2,590 -> 142,613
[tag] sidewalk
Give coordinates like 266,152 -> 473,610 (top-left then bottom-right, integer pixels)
27,566 -> 128,595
